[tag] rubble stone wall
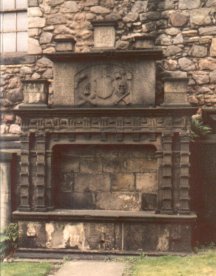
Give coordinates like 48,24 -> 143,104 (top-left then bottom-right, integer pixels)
1,0 -> 216,134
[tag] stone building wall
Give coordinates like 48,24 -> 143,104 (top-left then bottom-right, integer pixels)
1,0 -> 216,134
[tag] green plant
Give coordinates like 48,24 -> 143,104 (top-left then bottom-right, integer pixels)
0,223 -> 18,261
190,110 -> 212,141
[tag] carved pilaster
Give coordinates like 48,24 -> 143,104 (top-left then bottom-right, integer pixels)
19,133 -> 31,211
34,132 -> 47,211
155,151 -> 162,213
159,134 -> 173,214
179,134 -> 191,214
46,150 -> 54,210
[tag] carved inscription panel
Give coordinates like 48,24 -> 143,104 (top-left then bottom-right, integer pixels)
94,26 -> 115,48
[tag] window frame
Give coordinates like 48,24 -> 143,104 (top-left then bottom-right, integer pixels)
0,0 -> 28,54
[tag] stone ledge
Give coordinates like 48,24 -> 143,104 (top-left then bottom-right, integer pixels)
14,107 -> 197,117
13,209 -> 197,223
45,49 -> 163,61
0,54 -> 37,65
15,248 -> 194,258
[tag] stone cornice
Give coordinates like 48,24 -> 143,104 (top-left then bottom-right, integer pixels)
46,49 -> 163,62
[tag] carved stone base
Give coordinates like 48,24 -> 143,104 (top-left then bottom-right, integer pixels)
14,210 -> 196,253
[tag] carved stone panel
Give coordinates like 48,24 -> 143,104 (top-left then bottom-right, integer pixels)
53,60 -> 156,106
74,65 -> 132,106
94,26 -> 115,48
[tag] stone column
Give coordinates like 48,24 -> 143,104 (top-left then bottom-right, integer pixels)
0,153 -> 12,230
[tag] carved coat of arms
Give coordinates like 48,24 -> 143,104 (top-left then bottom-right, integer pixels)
75,65 -> 132,106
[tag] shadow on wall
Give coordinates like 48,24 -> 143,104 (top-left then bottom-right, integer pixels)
146,0 -> 166,106
190,142 -> 216,246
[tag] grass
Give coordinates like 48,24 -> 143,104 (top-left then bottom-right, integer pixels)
0,262 -> 53,276
128,249 -> 216,276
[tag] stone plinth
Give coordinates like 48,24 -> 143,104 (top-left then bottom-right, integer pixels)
14,210 -> 196,253
54,38 -> 76,52
21,79 -> 49,108
92,21 -> 117,49
163,78 -> 190,106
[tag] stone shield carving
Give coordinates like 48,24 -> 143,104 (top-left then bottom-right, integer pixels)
75,65 -> 132,106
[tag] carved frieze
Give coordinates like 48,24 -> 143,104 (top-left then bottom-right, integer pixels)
25,116 -> 190,133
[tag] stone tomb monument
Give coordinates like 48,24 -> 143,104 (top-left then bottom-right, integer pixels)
14,49 -> 196,255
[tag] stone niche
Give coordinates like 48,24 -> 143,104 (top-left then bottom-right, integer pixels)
53,144 -> 157,211
48,51 -> 161,107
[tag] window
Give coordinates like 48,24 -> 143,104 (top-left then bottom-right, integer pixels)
0,0 -> 28,53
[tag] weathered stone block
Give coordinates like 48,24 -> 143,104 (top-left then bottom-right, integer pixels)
199,26 -> 216,35
57,192 -> 96,209
164,92 -> 188,105
210,70 -> 216,83
164,78 -> 188,93
142,193 -> 157,210
84,223 -> 119,250
136,173 -> 157,193
60,1 -> 79,13
102,157 -> 123,173
61,159 -> 80,173
179,0 -> 201,9
124,223 -> 158,251
55,41 -> 75,52
123,12 -> 139,23
164,45 -> 182,57
134,38 -> 154,49
199,58 -> 216,70
49,0 -> 64,7
125,158 -> 156,172
190,45 -> 207,58
28,0 -> 38,7
80,158 -> 102,173
111,173 -> 135,191
192,71 -> 209,85
206,0 -> 216,7
28,38 -> 42,54
190,8 -> 211,26
22,80 -> 48,104
170,13 -> 188,27
96,192 -> 141,210
210,38 -> 216,57
28,17 -> 46,28
74,174 -> 110,192
94,26 -> 115,48
179,57 -> 195,71
28,7 -> 42,17
47,14 -> 67,25
90,6 -> 110,14
40,32 -> 53,44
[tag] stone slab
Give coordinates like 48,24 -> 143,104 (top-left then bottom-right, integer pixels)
54,261 -> 126,276
53,59 -> 156,106
94,26 -> 115,48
